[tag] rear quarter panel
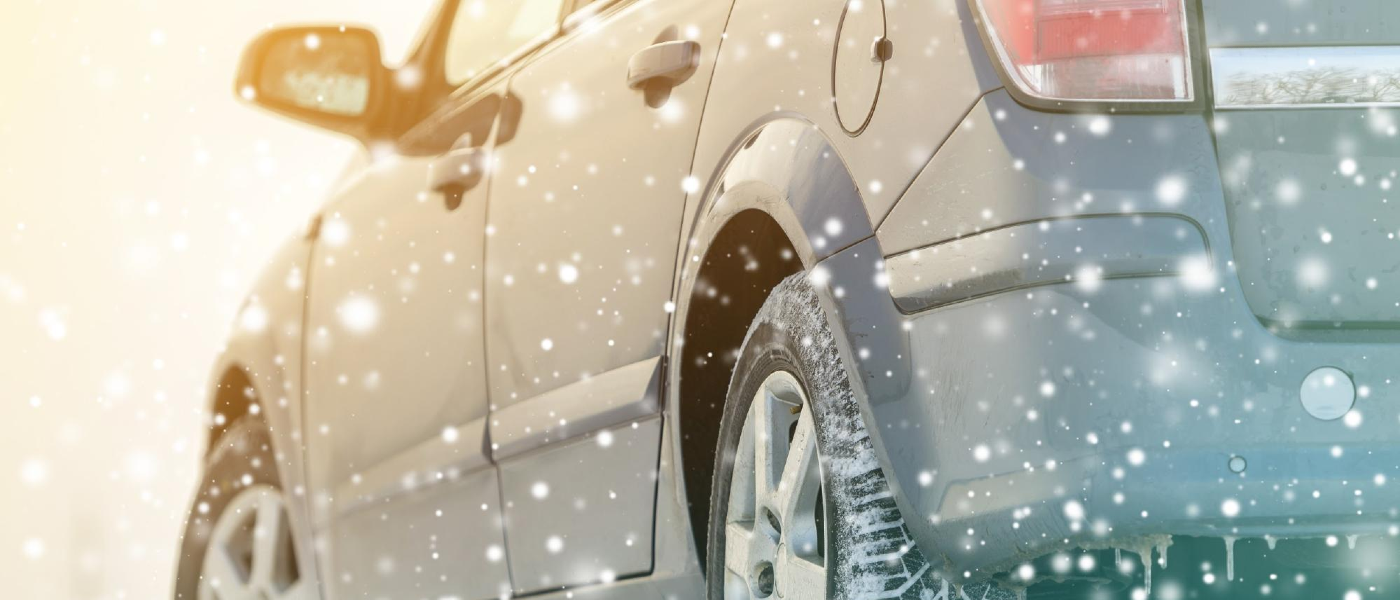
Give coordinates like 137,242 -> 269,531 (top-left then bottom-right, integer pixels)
690,0 -> 1000,232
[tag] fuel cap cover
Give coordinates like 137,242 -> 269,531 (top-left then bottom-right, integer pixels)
1300,366 -> 1355,421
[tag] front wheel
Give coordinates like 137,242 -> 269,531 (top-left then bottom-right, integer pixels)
705,274 -> 1014,599
173,416 -> 314,600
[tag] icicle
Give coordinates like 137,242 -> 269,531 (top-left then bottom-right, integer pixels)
1347,534 -> 1359,550
1223,536 -> 1237,582
1156,538 -> 1170,569
1115,548 -> 1122,567
1265,535 -> 1277,551
1140,545 -> 1153,595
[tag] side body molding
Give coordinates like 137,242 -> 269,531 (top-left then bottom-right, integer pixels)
490,356 -> 663,462
332,416 -> 491,516
886,215 -> 1209,312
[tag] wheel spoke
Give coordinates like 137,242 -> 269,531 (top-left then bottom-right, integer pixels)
751,384 -> 791,512
728,410 -> 758,525
725,522 -> 756,575
250,490 -> 286,589
775,409 -> 822,558
778,553 -> 827,600
204,545 -> 252,599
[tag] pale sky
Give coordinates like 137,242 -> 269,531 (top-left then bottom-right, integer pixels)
0,1 -> 433,597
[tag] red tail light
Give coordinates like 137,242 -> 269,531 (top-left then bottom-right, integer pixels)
973,0 -> 1193,103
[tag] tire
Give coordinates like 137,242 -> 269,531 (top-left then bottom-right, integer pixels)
705,273 -> 1014,599
173,415 -> 312,600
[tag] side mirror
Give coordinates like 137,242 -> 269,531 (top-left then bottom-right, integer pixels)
235,25 -> 386,140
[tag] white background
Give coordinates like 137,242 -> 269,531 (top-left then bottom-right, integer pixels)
1,1 -> 433,596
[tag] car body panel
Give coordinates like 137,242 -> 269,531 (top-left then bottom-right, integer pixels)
686,0 -> 1000,237
876,90 -> 1225,259
498,416 -> 663,591
330,466 -> 509,600
1212,104 -> 1400,328
481,0 -> 731,591
302,154 -> 491,505
482,0 -> 730,411
300,74 -> 505,597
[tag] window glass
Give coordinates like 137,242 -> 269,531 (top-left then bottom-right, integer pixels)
569,0 -> 605,13
445,0 -> 564,85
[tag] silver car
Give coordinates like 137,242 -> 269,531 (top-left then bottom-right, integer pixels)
173,0 -> 1400,598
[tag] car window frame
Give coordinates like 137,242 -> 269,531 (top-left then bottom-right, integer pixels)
397,0 -> 568,152
398,0 -> 647,154
560,0 -> 625,27
441,0 -> 571,91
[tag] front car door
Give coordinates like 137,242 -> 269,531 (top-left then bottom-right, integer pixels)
301,1 -> 564,597
482,0 -> 731,593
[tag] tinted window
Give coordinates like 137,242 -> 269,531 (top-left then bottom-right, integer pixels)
444,0 -> 564,85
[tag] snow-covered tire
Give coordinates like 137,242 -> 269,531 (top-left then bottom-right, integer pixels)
706,273 -> 1013,599
173,415 -> 311,600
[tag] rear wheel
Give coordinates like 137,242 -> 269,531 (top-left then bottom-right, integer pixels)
704,274 -> 1015,599
173,415 -> 313,600
719,369 -> 827,598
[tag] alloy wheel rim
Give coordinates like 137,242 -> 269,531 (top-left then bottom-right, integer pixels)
723,370 -> 827,599
198,484 -> 311,600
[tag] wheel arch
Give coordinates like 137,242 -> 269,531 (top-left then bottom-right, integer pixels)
205,363 -> 258,454
666,116 -> 877,571
202,234 -> 311,474
191,233 -> 321,592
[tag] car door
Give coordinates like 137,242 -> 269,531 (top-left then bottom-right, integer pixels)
482,0 -> 731,593
300,2 -> 564,598
302,108 -> 505,599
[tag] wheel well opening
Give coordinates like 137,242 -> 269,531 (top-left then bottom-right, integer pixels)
678,209 -> 802,572
208,367 -> 258,455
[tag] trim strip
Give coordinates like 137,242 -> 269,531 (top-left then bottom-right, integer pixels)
885,215 -> 1207,313
1211,46 -> 1400,110
331,415 -> 490,517
490,356 -> 662,462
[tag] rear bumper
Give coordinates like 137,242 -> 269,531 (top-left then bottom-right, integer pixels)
887,276 -> 1400,576
829,88 -> 1400,579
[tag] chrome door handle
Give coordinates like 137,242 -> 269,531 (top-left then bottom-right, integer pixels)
626,40 -> 700,89
428,147 -> 486,209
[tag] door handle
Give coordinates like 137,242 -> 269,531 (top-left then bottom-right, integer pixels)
428,146 -> 486,209
626,40 -> 700,90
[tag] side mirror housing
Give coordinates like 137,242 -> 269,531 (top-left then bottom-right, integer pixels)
235,25 -> 387,142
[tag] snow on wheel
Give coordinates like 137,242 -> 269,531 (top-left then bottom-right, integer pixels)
706,274 -> 1016,600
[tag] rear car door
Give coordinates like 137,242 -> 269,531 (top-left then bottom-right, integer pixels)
300,1 -> 563,598
481,0 -> 731,593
